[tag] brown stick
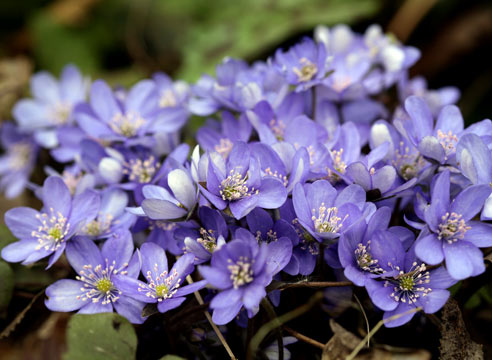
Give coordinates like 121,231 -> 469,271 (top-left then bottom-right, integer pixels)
284,326 -> 324,350
276,281 -> 353,290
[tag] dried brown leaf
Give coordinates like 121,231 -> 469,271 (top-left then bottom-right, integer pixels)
439,299 -> 483,360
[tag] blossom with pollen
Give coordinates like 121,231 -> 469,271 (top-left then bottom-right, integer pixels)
45,232 -> 146,324
201,141 -> 287,219
414,170 -> 492,280
114,243 -> 206,313
199,228 -> 291,325
366,250 -> 456,328
293,180 -> 366,241
2,176 -> 100,268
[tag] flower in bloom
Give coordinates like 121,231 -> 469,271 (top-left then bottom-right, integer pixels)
0,122 -> 38,198
366,246 -> 456,327
76,79 -> 185,147
45,231 -> 145,323
414,170 -> 492,280
201,141 -> 287,219
12,64 -> 87,149
338,207 -> 413,285
2,176 -> 100,267
114,243 -> 206,313
395,96 -> 492,165
81,188 -> 135,239
274,37 -> 330,91
292,180 -> 368,241
199,228 -> 292,324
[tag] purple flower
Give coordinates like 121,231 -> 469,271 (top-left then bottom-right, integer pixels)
0,122 -> 38,198
2,176 -> 100,267
201,141 -> 287,219
273,37 -> 329,91
76,79 -> 185,146
292,180 -> 367,241
189,58 -> 271,115
12,64 -> 87,149
199,228 -> 291,325
114,243 -> 206,313
45,231 -> 145,324
338,207 -> 413,286
414,170 -> 492,280
394,96 -> 475,164
80,188 -> 135,239
366,246 -> 456,327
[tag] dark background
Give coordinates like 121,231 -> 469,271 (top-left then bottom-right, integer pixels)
0,0 -> 491,358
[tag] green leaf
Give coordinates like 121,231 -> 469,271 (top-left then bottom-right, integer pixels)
0,224 -> 16,251
63,313 -> 137,360
159,356 -> 186,360
0,260 -> 14,315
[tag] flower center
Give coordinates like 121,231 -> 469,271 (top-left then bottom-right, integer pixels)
268,118 -> 286,140
219,170 -> 258,201
399,276 -> 414,291
96,278 -> 113,293
109,112 -> 146,137
84,214 -> 114,237
198,228 -> 217,252
293,58 -> 318,82
386,262 -> 431,304
228,257 -> 254,289
32,209 -> 70,251
123,156 -> 160,183
438,212 -> 470,243
159,90 -> 177,108
214,138 -> 234,158
8,143 -> 31,171
311,204 -> 347,234
76,260 -> 127,305
392,142 -> 425,180
264,167 -> 288,187
139,265 -> 181,301
51,102 -> 72,125
155,283 -> 169,297
355,241 -> 384,274
327,148 -> 347,182
332,76 -> 352,93
437,129 -> 458,160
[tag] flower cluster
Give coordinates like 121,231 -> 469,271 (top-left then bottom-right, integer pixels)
2,24 -> 491,334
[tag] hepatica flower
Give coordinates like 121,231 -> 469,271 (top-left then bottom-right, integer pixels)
114,243 -> 206,313
339,207 -> 412,286
2,176 -> 100,267
12,64 -> 87,148
202,141 -> 287,219
293,180 -> 366,241
366,248 -> 456,327
45,231 -> 145,324
415,170 -> 492,280
199,228 -> 291,324
273,37 -> 330,91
